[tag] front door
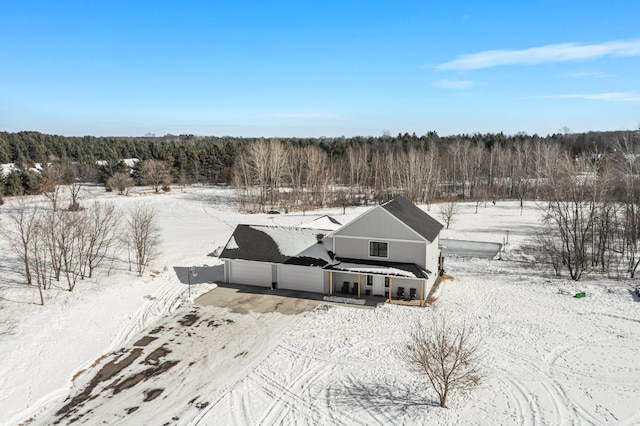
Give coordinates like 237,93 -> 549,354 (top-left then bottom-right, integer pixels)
373,275 -> 385,296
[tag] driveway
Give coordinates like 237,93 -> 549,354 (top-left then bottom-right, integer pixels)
195,283 -> 378,314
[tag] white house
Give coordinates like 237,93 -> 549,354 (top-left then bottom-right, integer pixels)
219,196 -> 444,306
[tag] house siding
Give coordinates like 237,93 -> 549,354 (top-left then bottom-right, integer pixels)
332,272 -> 359,295
333,206 -> 424,241
390,277 -> 422,300
334,236 -> 427,268
426,236 -> 440,277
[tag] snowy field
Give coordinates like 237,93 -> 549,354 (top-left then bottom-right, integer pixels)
1,187 -> 640,425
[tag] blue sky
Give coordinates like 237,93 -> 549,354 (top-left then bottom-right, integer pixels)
1,0 -> 639,137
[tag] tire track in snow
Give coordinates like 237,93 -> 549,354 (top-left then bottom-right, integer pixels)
253,350 -> 341,426
250,371 -> 325,426
495,377 -> 527,425
247,338 -> 376,426
198,198 -> 234,231
228,379 -> 254,426
498,347 -> 603,425
493,348 -> 565,425
547,339 -> 640,386
107,274 -> 184,352
279,341 -> 364,367
191,324 -> 297,425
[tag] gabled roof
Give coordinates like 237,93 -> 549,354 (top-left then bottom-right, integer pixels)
219,225 -> 330,266
298,215 -> 342,231
380,196 -> 443,242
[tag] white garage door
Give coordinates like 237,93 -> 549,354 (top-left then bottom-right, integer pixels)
230,261 -> 272,287
278,265 -> 324,293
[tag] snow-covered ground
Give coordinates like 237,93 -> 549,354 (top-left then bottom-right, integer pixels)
1,188 -> 639,425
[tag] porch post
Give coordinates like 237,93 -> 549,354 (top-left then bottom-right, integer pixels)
420,279 -> 424,307
328,271 -> 332,295
388,277 -> 393,304
357,274 -> 361,298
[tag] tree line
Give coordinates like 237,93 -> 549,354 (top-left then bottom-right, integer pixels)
0,129 -> 635,197
0,131 -> 241,192
231,131 -> 640,210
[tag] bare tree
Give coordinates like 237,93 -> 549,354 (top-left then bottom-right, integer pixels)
406,317 -> 483,408
66,163 -> 83,211
106,172 -> 134,195
141,159 -> 172,193
125,205 -> 161,276
440,201 -> 458,230
513,141 -> 533,215
55,211 -> 84,290
39,163 -> 65,211
305,145 -> 331,207
0,199 -> 39,286
612,134 -> 640,277
41,210 -> 62,282
82,202 -> 121,278
422,142 -> 441,208
267,139 -> 288,208
540,152 -> 598,280
68,182 -> 83,211
29,219 -> 50,304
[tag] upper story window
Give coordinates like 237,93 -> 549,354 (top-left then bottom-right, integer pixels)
369,241 -> 388,258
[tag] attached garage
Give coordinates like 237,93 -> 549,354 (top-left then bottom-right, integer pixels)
229,260 -> 272,287
278,264 -> 324,293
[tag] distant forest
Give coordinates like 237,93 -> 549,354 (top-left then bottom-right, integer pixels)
1,129 -> 639,206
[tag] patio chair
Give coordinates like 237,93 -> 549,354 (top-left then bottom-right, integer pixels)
396,286 -> 405,299
341,282 -> 350,294
406,288 -> 416,301
352,283 -> 358,294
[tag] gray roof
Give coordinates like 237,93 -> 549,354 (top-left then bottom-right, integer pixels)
381,196 -> 444,242
327,257 -> 431,279
219,225 -> 330,267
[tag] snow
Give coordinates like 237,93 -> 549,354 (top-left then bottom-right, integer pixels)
226,235 -> 239,250
0,162 -> 43,177
322,295 -> 367,305
1,190 -> 639,425
95,158 -> 138,168
122,158 -> 139,168
294,236 -> 334,264
331,262 -> 418,278
298,215 -> 342,231
250,225 -> 323,257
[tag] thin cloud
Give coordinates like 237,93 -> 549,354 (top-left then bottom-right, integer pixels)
436,39 -> 640,71
569,71 -> 615,78
541,92 -> 640,101
433,79 -> 475,89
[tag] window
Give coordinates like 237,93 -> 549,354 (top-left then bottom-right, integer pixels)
384,277 -> 389,288
367,275 -> 373,286
369,241 -> 388,258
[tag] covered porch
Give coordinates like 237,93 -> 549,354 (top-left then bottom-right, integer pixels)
324,267 -> 428,308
